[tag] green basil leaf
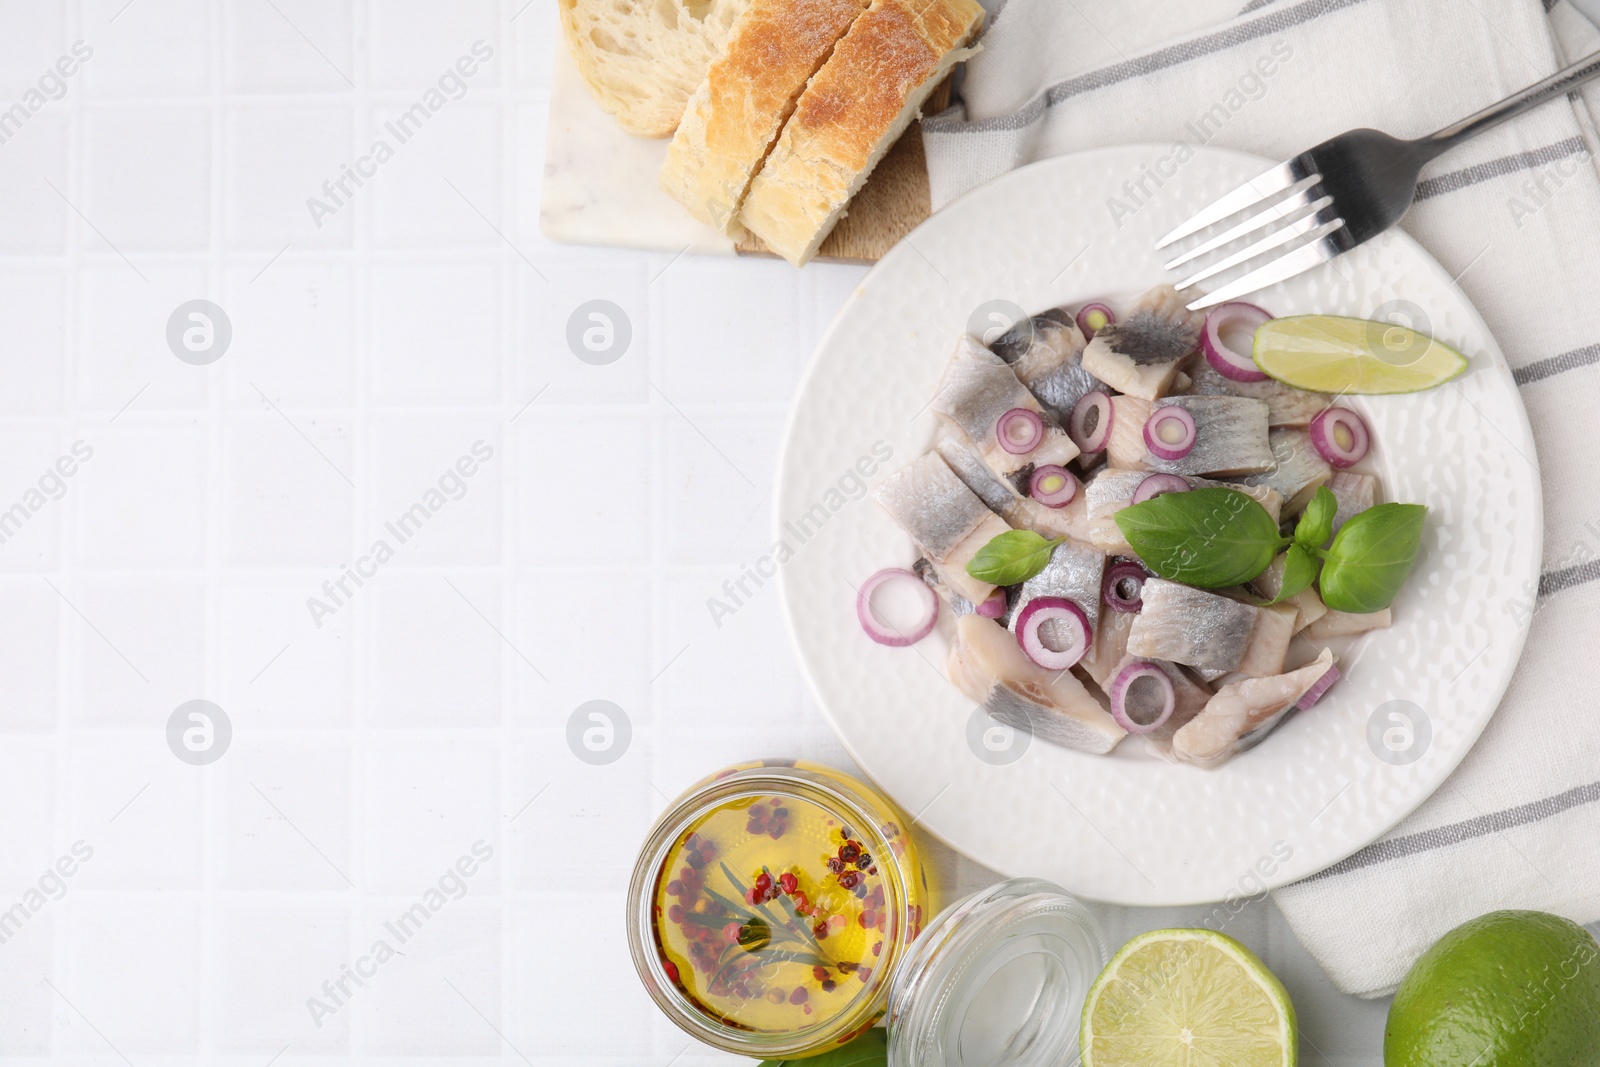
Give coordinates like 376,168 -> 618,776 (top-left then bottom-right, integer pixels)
760,1028 -> 886,1067
1114,487 -> 1288,588
1319,503 -> 1428,614
1295,485 -> 1338,549
1270,544 -> 1320,604
965,530 -> 1063,585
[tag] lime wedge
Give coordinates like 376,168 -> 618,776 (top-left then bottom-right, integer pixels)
1081,928 -> 1297,1067
1252,314 -> 1468,394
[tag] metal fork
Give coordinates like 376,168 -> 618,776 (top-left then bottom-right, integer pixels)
1158,49 -> 1600,310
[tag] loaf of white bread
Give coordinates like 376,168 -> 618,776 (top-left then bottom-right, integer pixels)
660,0 -> 873,234
737,0 -> 984,265
559,0 -> 751,138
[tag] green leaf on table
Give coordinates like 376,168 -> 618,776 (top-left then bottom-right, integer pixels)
1294,485 -> 1338,549
759,1028 -> 887,1067
965,530 -> 1063,586
1318,503 -> 1428,614
1114,487 -> 1288,588
1270,544 -> 1320,604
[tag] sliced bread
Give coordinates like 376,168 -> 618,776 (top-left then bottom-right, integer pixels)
559,0 -> 750,138
660,0 -> 871,233
738,0 -> 984,265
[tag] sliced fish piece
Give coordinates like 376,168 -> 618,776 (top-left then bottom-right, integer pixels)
1127,578 -> 1261,674
1008,538 -> 1105,638
1106,395 -> 1154,470
932,336 -> 1081,494
1173,649 -> 1336,768
1141,396 -> 1274,478
1241,428 -> 1332,514
1236,604 -> 1297,678
913,557 -> 976,616
935,429 -> 1090,542
1304,607 -> 1391,639
991,310 -> 1103,420
1080,286 -> 1205,399
948,613 -> 1125,755
1327,471 -> 1378,534
1250,553 -> 1329,633
1080,608 -> 1136,691
875,452 -> 1011,605
1184,360 -> 1333,427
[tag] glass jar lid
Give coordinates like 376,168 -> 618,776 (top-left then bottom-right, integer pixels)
886,878 -> 1107,1067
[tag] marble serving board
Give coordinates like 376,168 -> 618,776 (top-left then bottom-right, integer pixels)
540,42 -> 939,263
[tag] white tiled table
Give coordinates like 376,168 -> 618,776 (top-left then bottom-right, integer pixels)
0,2 -> 1411,1063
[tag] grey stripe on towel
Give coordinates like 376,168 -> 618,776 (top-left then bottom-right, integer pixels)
1541,559 -> 1600,598
1302,780 -> 1600,881
926,0 -> 1374,134
1415,137 -> 1590,201
1514,342 -> 1600,385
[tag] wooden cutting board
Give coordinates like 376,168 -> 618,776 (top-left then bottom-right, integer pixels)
540,43 -> 942,264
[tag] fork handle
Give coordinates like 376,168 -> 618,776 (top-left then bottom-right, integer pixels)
1418,49 -> 1600,157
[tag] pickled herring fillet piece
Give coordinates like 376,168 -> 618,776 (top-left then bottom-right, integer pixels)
935,430 -> 1089,542
1236,603 -> 1296,678
912,557 -> 976,616
1105,395 -> 1154,470
1141,396 -> 1274,478
990,309 -> 1102,421
1008,538 -> 1105,637
931,335 -> 1080,492
875,452 -> 1011,605
1327,470 -> 1378,534
1127,579 -> 1261,674
1173,648 -> 1336,768
1080,608 -> 1135,691
1304,607 -> 1392,639
1183,359 -> 1333,427
948,614 -> 1125,755
1241,427 -> 1332,515
1080,285 -> 1204,400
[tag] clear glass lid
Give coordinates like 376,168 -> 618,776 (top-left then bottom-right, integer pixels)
886,878 -> 1107,1067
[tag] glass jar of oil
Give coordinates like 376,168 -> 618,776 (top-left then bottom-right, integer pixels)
626,759 -> 935,1060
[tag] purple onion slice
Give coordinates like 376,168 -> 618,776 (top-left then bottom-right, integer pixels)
1309,407 -> 1370,468
1103,560 -> 1151,613
1029,464 -> 1079,508
1069,390 -> 1114,453
997,407 -> 1045,455
1203,302 -> 1273,382
1296,665 -> 1342,709
856,568 -> 938,647
1076,302 -> 1115,341
1143,405 -> 1198,461
1110,661 -> 1176,733
1014,596 -> 1091,671
1131,473 -> 1190,505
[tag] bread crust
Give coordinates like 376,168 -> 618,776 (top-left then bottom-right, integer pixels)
739,0 -> 984,265
660,0 -> 871,233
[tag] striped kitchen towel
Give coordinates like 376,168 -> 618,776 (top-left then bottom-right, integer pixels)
924,0 -> 1600,998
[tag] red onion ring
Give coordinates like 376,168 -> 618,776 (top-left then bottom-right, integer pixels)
1309,407 -> 1370,468
997,407 -> 1045,455
1131,473 -> 1190,505
1102,561 -> 1150,613
1076,303 -> 1115,341
975,589 -> 1007,619
856,568 -> 938,647
1143,405 -> 1198,461
1203,302 -> 1273,382
1068,391 -> 1114,453
1028,464 -> 1079,508
1296,665 -> 1342,709
1110,661 -> 1176,733
1014,596 -> 1091,671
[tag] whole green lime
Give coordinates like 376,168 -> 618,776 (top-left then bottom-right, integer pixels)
1385,910 -> 1600,1066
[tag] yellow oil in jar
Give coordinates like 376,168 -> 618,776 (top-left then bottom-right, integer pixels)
650,787 -> 928,1037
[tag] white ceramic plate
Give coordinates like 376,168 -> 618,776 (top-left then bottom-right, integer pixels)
775,145 -> 1541,906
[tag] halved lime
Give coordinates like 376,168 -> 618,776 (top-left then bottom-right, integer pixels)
1253,314 -> 1468,394
1081,928 -> 1296,1067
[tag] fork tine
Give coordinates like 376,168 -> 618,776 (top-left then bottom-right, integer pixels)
1163,191 -> 1333,271
1185,235 -> 1345,311
1172,209 -> 1342,292
1154,160 -> 1306,249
